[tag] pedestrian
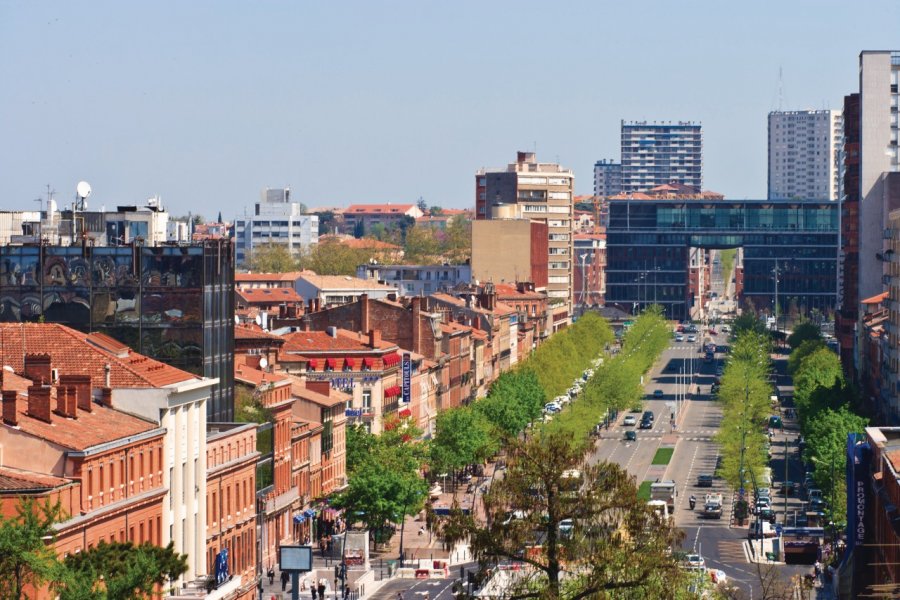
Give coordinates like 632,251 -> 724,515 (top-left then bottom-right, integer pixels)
814,560 -> 822,579
318,578 -> 327,600
268,566 -> 275,585
281,571 -> 289,592
312,585 -> 318,600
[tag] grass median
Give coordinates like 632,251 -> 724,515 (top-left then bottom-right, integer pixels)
652,447 -> 674,466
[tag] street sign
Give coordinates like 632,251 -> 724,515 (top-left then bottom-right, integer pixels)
402,353 -> 411,404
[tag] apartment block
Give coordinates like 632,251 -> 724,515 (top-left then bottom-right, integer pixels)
620,121 -> 702,193
475,152 -> 574,306
593,159 -> 622,198
234,188 -> 319,267
768,110 -> 843,201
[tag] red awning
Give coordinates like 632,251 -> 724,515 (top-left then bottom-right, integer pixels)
308,359 -> 318,370
383,353 -> 401,367
344,358 -> 357,370
385,385 -> 401,397
325,357 -> 337,369
362,357 -> 374,369
399,408 -> 412,418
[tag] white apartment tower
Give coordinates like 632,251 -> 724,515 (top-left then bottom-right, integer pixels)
593,159 -> 623,198
476,152 -> 575,306
620,121 -> 702,193
768,110 -> 843,201
234,188 -> 318,266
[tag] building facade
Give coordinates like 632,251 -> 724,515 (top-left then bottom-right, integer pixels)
767,109 -> 843,201
573,233 -> 606,309
340,204 -> 424,236
234,188 -> 319,267
355,263 -> 471,297
593,159 -> 623,198
475,152 -> 574,305
620,121 -> 702,193
471,218 -> 548,290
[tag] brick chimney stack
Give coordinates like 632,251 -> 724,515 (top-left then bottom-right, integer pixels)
27,385 -> 52,423
305,380 -> 331,396
54,385 -> 77,419
60,374 -> 93,413
411,297 -> 421,352
360,294 -> 370,333
368,329 -> 381,348
100,387 -> 113,408
2,390 -> 17,426
23,353 -> 52,385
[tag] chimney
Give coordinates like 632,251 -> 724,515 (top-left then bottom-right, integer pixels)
23,353 -> 52,385
411,297 -> 421,353
305,380 -> 331,396
100,387 -> 113,408
2,390 -> 17,426
368,329 -> 381,349
55,385 -> 77,419
314,298 -> 321,312
27,385 -> 52,423
59,374 -> 93,413
302,315 -> 311,332
104,363 -> 111,388
326,326 -> 338,338
360,294 -> 370,333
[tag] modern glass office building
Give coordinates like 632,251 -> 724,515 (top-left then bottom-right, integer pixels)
605,199 -> 840,320
0,239 -> 235,421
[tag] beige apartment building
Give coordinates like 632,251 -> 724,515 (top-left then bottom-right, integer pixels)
476,152 -> 575,308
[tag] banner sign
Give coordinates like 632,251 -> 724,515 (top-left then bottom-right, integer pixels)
845,432 -> 871,554
402,353 -> 411,404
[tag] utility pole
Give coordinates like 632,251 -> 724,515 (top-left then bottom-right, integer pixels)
772,262 -> 780,334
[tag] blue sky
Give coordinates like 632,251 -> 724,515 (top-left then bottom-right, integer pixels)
1,1 -> 898,217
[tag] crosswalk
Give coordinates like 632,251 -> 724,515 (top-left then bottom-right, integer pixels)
716,540 -> 749,564
598,429 -> 718,441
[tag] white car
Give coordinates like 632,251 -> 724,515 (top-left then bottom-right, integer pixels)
623,415 -> 637,426
544,402 -> 562,413
687,335 -> 697,343
674,334 -> 684,342
685,554 -> 705,569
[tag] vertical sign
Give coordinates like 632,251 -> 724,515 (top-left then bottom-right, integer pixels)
402,353 -> 411,404
844,432 -> 870,554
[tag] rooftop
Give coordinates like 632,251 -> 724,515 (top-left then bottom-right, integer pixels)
237,287 -> 304,304
0,324 -> 199,389
281,329 -> 397,354
298,271 -> 397,292
236,271 -> 305,283
0,466 -> 70,492
344,204 -> 417,215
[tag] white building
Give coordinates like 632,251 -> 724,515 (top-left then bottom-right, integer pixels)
234,188 -> 318,266
355,263 -> 471,297
620,121 -> 702,193
768,110 -> 843,201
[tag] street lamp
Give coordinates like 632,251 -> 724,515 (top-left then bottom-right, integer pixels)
579,253 -> 590,316
772,263 -> 781,335
810,455 -> 838,545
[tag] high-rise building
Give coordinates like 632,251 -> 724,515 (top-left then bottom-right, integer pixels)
620,121 -> 702,193
768,110 -> 843,201
837,93 -> 861,377
593,159 -> 622,198
234,188 -> 318,267
476,152 -> 574,305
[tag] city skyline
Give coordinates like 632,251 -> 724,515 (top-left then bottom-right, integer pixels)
2,1 -> 898,217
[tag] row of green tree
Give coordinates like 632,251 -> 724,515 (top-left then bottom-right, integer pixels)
0,498 -> 188,600
787,324 -> 867,530
545,307 -> 672,440
715,329 -> 773,500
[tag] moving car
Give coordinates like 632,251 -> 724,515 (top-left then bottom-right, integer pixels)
697,474 -> 714,487
639,419 -> 653,429
653,389 -> 664,398
685,554 -> 705,569
625,430 -> 637,441
674,333 -> 685,342
687,334 -> 697,343
623,415 -> 637,426
643,411 -> 655,423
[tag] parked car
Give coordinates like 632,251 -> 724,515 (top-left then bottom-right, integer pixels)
623,415 -> 637,426
685,554 -> 705,569
544,402 -> 562,414
708,328 -> 717,335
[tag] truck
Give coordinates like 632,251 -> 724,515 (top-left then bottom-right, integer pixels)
647,499 -> 673,522
650,481 -> 677,513
702,493 -> 723,519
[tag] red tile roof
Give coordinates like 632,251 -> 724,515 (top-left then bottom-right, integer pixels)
4,393 -> 159,451
0,466 -> 70,491
862,292 -> 889,305
236,272 -> 305,282
237,287 -> 304,304
281,329 -> 397,354
0,324 -> 198,389
344,204 -> 417,215
493,284 -> 546,300
235,324 -> 284,341
234,364 -> 290,387
289,379 -> 349,409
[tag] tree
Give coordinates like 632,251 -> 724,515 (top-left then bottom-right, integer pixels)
345,423 -> 377,475
0,497 -> 65,600
430,408 -> 497,473
247,242 -> 297,273
450,432 -> 687,600
298,239 -> 371,276
793,348 -> 843,419
416,197 -> 428,213
732,312 -> 767,337
353,220 -> 365,239
787,339 -> 826,376
442,216 -> 472,264
787,322 -> 822,350
315,211 -> 337,236
58,541 -> 188,600
429,206 -> 443,216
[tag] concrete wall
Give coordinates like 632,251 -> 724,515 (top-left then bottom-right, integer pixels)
472,220 -> 534,285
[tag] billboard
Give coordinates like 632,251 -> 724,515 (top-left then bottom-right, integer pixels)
844,432 -> 871,554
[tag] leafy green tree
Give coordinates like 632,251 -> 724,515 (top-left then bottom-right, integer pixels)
787,339 -> 826,376
441,216 -> 471,264
450,432 -> 687,600
430,408 -> 497,473
474,368 -> 545,438
58,541 -> 188,600
732,312 -> 767,337
793,348 -> 843,419
298,239 -> 371,276
246,242 -> 298,273
345,424 -> 377,475
353,220 -> 365,239
403,225 -> 441,263
429,206 -> 443,216
787,322 -> 822,350
0,497 -> 65,600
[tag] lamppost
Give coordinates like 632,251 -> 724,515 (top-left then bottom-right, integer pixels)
579,253 -> 590,316
772,263 -> 781,335
810,455 -> 838,545
638,273 -> 646,313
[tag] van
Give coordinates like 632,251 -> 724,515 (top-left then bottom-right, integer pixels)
762,468 -> 773,488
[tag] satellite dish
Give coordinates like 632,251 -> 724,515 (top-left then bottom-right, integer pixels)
234,315 -> 240,325
258,357 -> 269,370
76,181 -> 92,199
255,314 -> 262,326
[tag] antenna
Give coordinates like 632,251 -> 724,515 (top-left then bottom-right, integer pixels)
777,66 -> 785,111
75,181 -> 91,211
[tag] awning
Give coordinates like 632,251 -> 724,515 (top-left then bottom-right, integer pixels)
344,358 -> 357,370
305,508 -> 317,518
325,357 -> 337,369
308,359 -> 318,370
385,385 -> 401,398
293,514 -> 306,524
362,357 -> 374,369
383,353 -> 401,367
399,408 -> 412,418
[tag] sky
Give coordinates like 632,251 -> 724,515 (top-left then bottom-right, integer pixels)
1,1 -> 899,218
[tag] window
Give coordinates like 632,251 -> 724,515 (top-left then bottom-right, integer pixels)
362,389 -> 372,409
